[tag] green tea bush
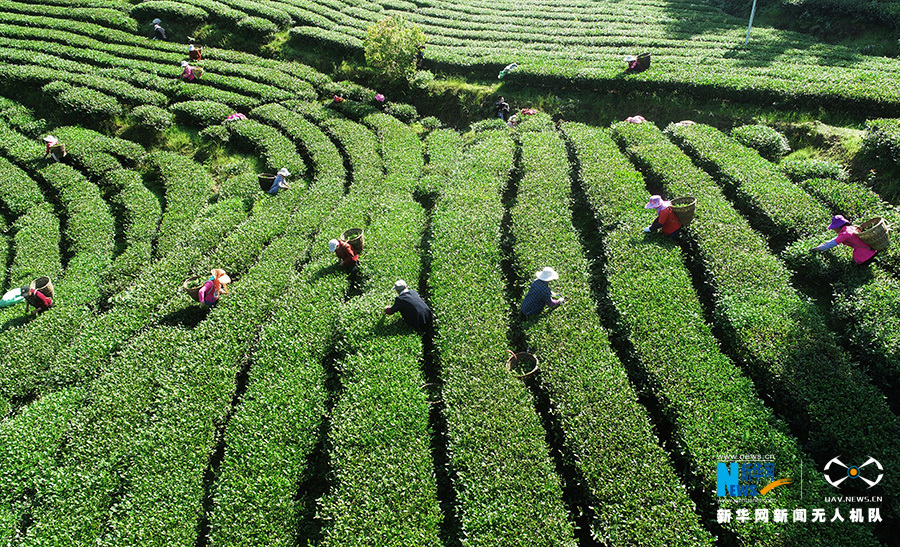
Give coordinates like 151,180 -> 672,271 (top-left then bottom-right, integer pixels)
170,100 -> 234,128
428,129 -> 574,545
129,0 -> 209,24
564,121 -> 877,546
382,101 -> 418,123
731,124 -> 791,161
131,104 -> 174,131
667,122 -> 825,245
780,158 -> 848,182
612,121 -> 900,521
862,118 -> 900,164
512,129 -> 712,544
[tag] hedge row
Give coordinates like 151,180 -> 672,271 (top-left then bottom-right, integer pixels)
51,126 -> 159,292
664,123 -> 900,413
170,100 -> 234,128
429,128 -> 575,545
0,10 -> 329,89
85,177 -> 340,545
0,19 -> 318,99
206,105 -> 350,547
562,121 -> 878,545
510,128 -> 712,545
19,133 -> 341,542
311,105 -> 441,545
665,122 -> 826,248
144,151 -> 216,259
225,119 -> 307,181
610,120 -> 900,521
0,0 -> 135,31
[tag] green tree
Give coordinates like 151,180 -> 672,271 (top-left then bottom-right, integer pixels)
364,16 -> 426,84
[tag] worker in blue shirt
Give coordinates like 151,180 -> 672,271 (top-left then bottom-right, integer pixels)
521,267 -> 564,316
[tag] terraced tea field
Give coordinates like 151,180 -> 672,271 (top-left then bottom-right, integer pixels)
0,0 -> 898,545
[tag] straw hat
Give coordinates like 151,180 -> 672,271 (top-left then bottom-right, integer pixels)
393,280 -> 408,293
328,239 -> 339,252
645,195 -> 671,210
535,267 -> 558,282
210,268 -> 231,293
181,60 -> 189,67
828,215 -> 850,230
278,167 -> 290,177
43,135 -> 58,144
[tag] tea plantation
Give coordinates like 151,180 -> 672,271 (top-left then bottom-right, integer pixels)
0,0 -> 898,545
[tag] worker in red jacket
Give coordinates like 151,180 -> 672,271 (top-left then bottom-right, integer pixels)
643,195 -> 682,238
329,239 -> 359,270
25,288 -> 53,314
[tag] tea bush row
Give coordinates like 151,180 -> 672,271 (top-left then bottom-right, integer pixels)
428,128 -> 575,545
563,121 -> 878,546
610,120 -> 900,521
510,128 -> 712,545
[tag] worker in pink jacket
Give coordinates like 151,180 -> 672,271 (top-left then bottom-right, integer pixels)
810,215 -> 878,265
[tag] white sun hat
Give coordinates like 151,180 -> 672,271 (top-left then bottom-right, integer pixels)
180,60 -> 189,67
535,267 -> 558,282
43,135 -> 58,144
393,279 -> 408,293
278,167 -> 290,177
328,239 -> 339,252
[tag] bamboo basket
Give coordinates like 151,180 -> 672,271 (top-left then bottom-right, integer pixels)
258,174 -> 275,192
340,228 -> 365,255
858,217 -> 891,250
182,276 -> 205,302
670,196 -> 697,227
506,351 -> 539,379
30,276 -> 55,299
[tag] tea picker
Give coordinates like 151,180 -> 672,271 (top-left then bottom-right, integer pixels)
43,135 -> 67,162
384,280 -> 433,333
521,267 -> 564,316
625,52 -> 651,73
1,277 -> 55,314
810,215 -> 883,266
328,237 -> 359,271
268,167 -> 291,195
183,269 -> 231,307
152,21 -> 167,40
643,194 -> 682,238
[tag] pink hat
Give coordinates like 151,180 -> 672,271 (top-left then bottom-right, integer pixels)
626,115 -> 646,124
645,195 -> 671,210
375,93 -> 385,103
827,215 -> 849,230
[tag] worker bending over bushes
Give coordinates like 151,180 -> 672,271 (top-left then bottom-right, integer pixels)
643,194 -> 681,238
385,279 -> 433,333
810,215 -> 879,266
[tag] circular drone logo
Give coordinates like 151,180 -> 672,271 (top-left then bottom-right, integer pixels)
824,457 -> 883,488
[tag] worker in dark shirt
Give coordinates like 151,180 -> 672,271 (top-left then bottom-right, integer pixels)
521,267 -> 563,316
384,279 -> 432,333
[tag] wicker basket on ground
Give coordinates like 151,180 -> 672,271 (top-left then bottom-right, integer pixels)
670,196 -> 697,227
340,228 -> 365,255
858,217 -> 891,250
506,351 -> 539,379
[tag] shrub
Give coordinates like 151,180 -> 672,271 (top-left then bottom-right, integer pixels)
364,16 -> 426,84
780,158 -> 848,182
383,101 -> 417,123
731,124 -> 791,161
131,104 -> 174,131
862,118 -> 900,164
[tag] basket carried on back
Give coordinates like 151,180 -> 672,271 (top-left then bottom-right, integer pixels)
30,276 -> 55,299
858,217 -> 891,250
340,228 -> 365,255
49,144 -> 66,158
258,174 -> 276,192
182,275 -> 205,302
506,351 -> 539,379
670,196 -> 697,227
637,52 -> 651,70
